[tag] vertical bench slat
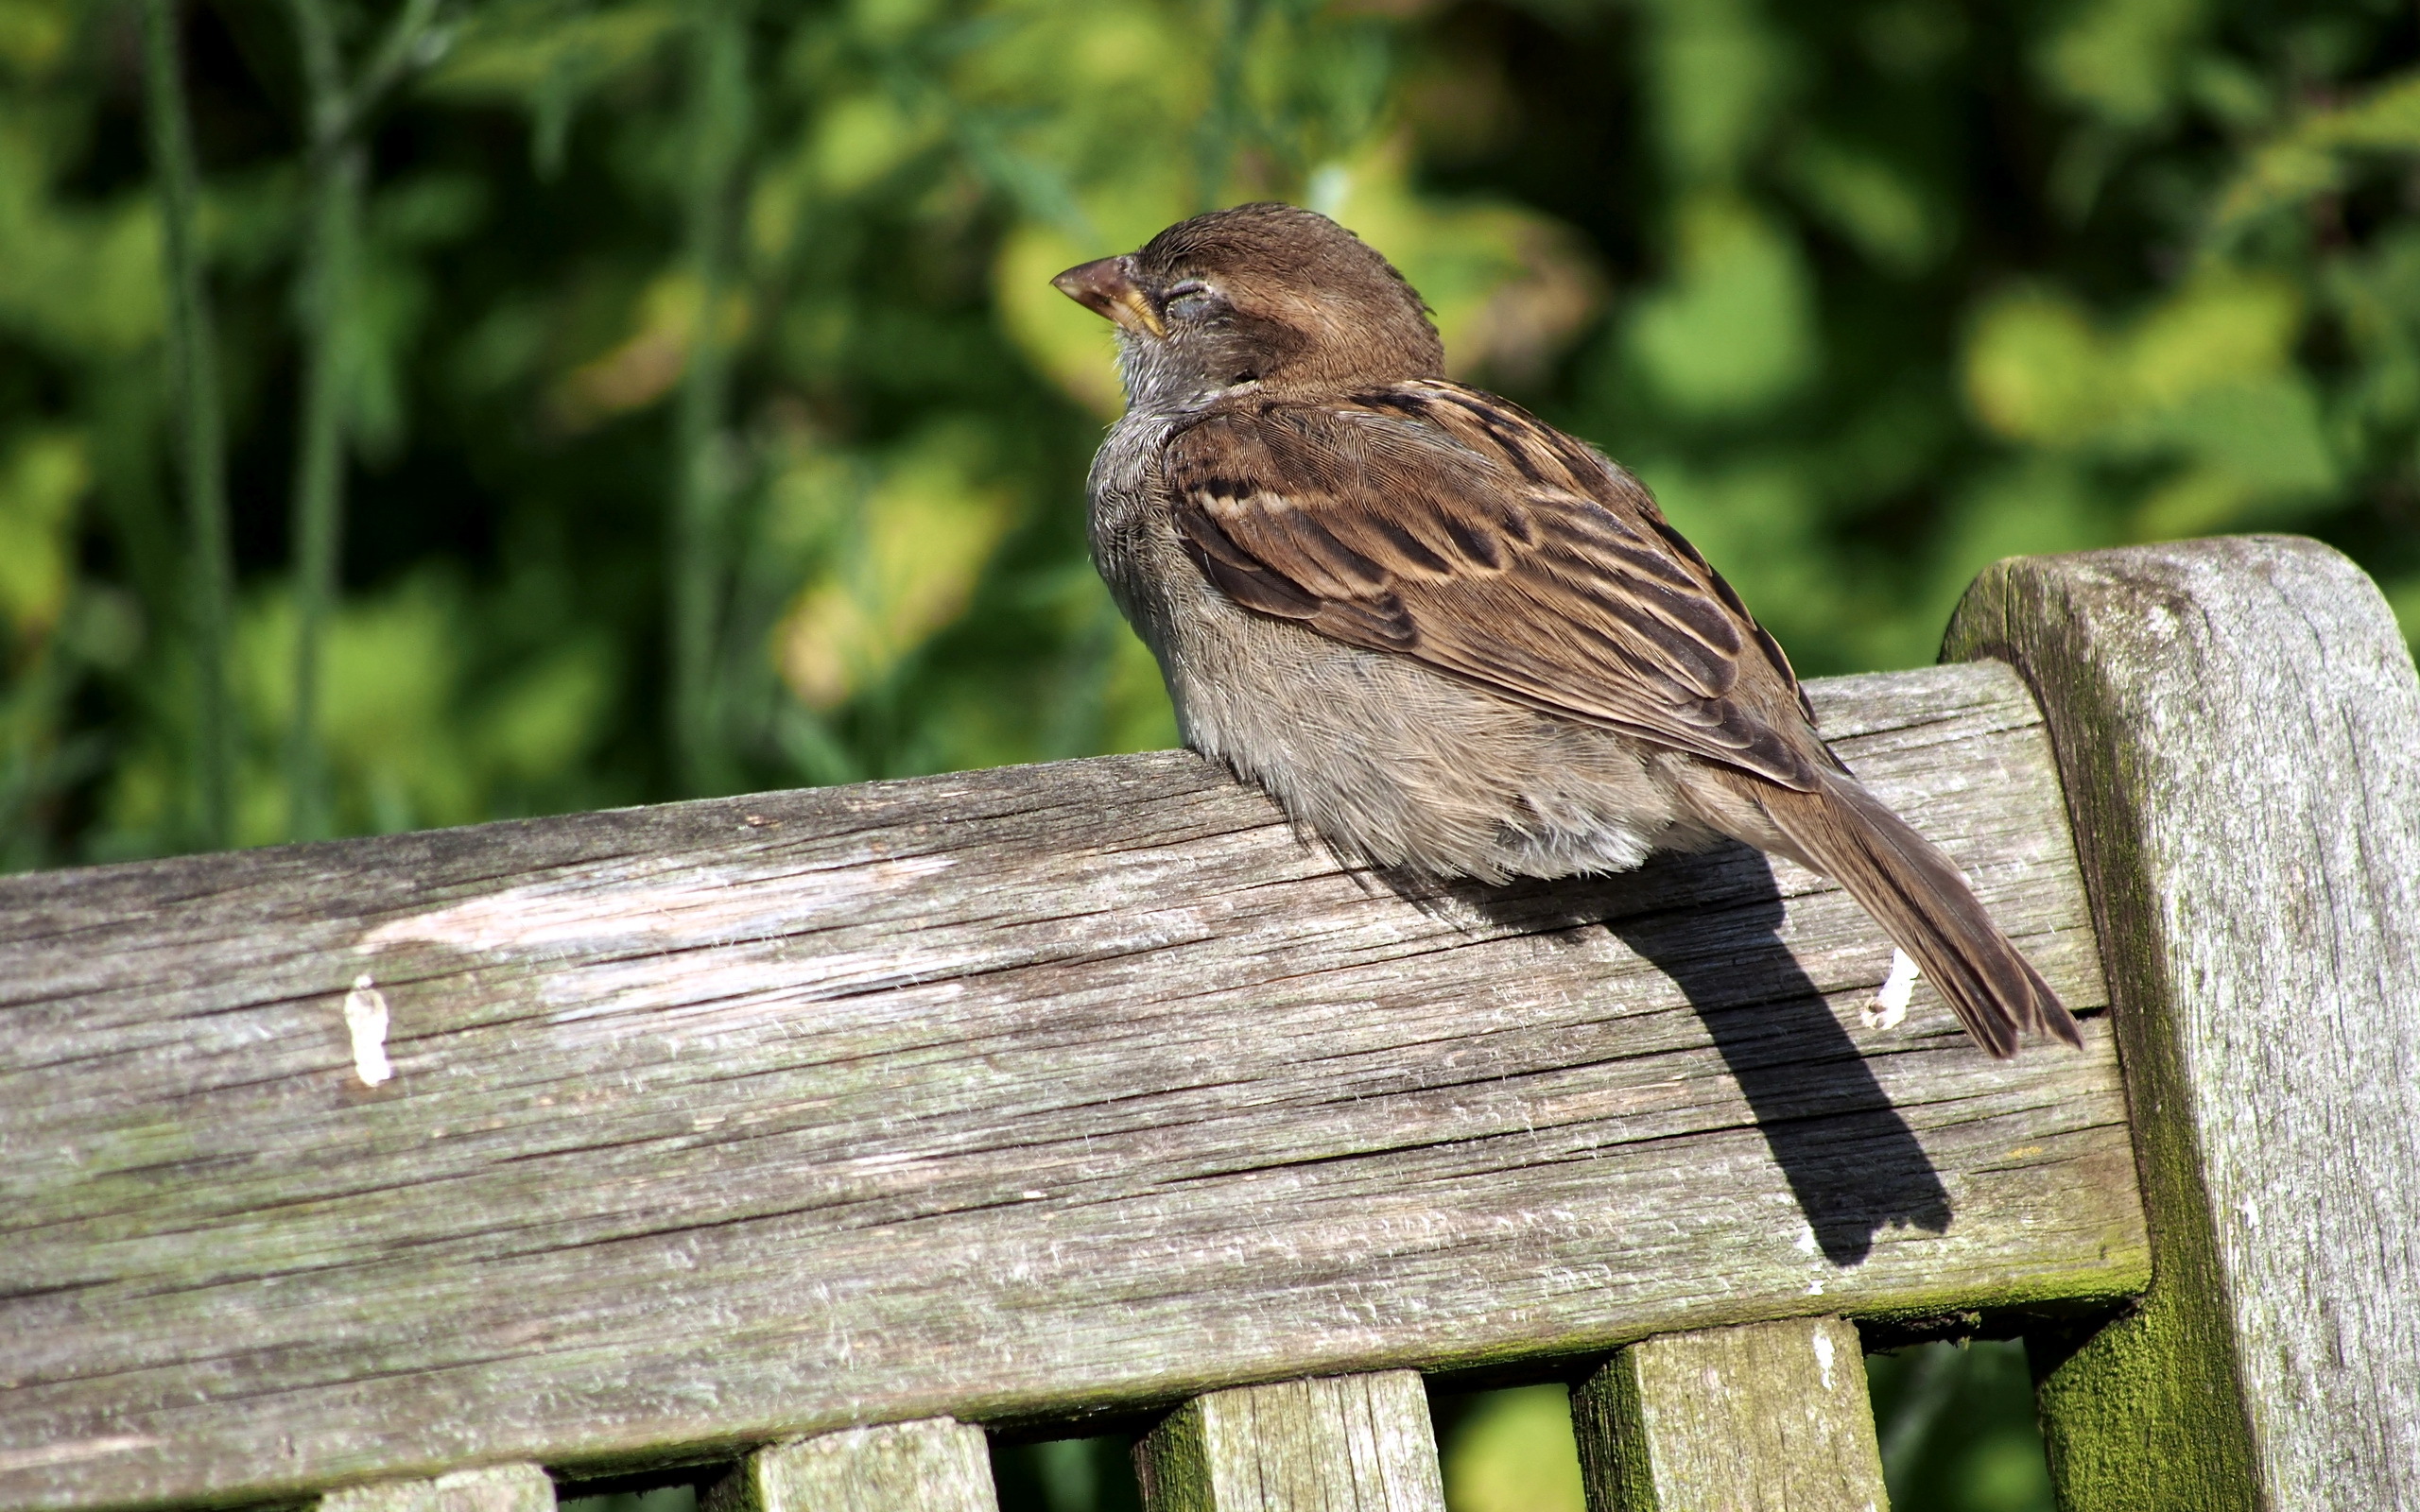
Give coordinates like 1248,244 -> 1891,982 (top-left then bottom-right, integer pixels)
1570,1318 -> 1888,1512
704,1419 -> 997,1512
320,1465 -> 557,1512
1134,1371 -> 1446,1512
1948,537 -> 2420,1512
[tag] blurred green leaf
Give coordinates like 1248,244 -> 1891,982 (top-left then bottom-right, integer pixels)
5,0 -> 2413,883
0,427 -> 88,642
423,0 -> 686,168
0,0 -> 72,77
475,639 -> 615,782
1785,135 -> 1947,275
1442,1385 -> 1585,1512
0,132 -> 162,356
1637,0 -> 1795,183
771,421 -> 1020,710
1963,269 -> 2332,540
2217,70 -> 2420,232
1628,194 -> 1816,416
1964,290 -> 2114,446
2037,0 -> 2205,129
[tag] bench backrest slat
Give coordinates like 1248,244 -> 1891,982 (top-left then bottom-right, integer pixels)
1572,1318 -> 1888,1512
708,1421 -> 996,1512
1135,1372 -> 1444,1512
1948,535 -> 2420,1512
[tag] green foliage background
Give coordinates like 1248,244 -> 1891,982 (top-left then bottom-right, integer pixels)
9,0 -> 2420,871
8,0 -> 2420,1505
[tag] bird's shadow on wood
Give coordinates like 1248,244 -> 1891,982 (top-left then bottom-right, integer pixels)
1375,842 -> 1950,1267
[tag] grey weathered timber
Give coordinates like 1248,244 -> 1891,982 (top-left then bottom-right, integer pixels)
1134,1372 -> 1444,1512
704,1419 -> 996,1512
1570,1319 -> 1887,1512
318,1465 -> 555,1512
1945,536 -> 2420,1512
1,660 -> 2144,1512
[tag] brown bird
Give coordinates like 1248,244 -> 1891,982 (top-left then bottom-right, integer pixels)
1054,202 -> 2081,1057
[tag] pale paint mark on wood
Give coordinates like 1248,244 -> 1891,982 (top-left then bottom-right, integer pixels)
1572,1318 -> 1887,1512
343,973 -> 394,1086
704,1419 -> 996,1512
1135,1372 -> 1444,1512
353,854 -> 962,958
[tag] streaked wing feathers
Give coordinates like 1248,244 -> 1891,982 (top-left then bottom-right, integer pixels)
1163,383 -> 1824,790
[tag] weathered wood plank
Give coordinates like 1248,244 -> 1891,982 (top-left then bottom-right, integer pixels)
0,662 -> 2143,1512
1570,1319 -> 1888,1512
1134,1372 -> 1444,1512
702,1420 -> 996,1512
1946,537 -> 2420,1512
319,1465 -> 555,1512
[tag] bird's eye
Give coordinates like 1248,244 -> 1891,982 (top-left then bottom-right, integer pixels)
1163,280 -> 1219,320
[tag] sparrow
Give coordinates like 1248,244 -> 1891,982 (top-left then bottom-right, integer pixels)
1053,203 -> 2081,1058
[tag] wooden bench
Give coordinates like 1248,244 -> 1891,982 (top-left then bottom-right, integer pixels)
6,537 -> 2415,1512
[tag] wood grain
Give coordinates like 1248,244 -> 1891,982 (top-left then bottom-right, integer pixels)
319,1465 -> 555,1512
1571,1319 -> 1888,1512
1134,1373 -> 1444,1512
1946,536 -> 2420,1512
702,1420 -> 996,1512
0,661 -> 2142,1512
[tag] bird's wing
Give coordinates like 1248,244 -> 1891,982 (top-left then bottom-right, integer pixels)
1161,381 -> 1827,790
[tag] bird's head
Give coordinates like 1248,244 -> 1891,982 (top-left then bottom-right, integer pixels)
1052,203 -> 1443,411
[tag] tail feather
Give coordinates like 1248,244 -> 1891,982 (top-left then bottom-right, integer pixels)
1756,771 -> 2083,1058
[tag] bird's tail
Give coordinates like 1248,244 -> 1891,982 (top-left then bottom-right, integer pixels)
1755,769 -> 2083,1058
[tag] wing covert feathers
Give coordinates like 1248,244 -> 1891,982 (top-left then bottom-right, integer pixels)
1759,771 -> 2085,1058
1163,384 -> 1825,789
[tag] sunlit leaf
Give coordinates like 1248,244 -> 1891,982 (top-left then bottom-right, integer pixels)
1964,290 -> 2111,445
474,640 -> 615,782
424,1 -> 684,102
1785,135 -> 1945,275
994,217 -> 1152,419
0,133 -> 163,356
1442,1386 -> 1585,1512
2121,270 -> 2301,408
810,91 -> 940,197
2036,0 -> 2204,129
1965,270 -> 2310,471
0,0 -> 73,77
1634,0 -> 1796,182
0,428 -> 87,641
774,424 -> 1020,709
2215,71 -> 2420,231
1628,193 -> 1817,415
2117,374 -> 2336,497
549,272 -> 752,430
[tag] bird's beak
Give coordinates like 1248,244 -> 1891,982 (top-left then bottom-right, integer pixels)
1052,256 -> 1165,338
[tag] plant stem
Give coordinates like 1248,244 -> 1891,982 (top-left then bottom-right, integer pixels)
281,0 -> 356,841
668,0 -> 751,796
348,0 -> 445,123
278,0 -> 441,839
138,0 -> 236,851
1195,0 -> 1263,211
285,144 -> 362,841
